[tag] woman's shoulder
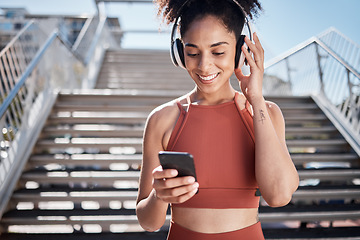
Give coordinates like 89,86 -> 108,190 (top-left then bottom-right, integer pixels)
264,100 -> 285,127
146,94 -> 189,127
235,92 -> 284,120
264,100 -> 283,116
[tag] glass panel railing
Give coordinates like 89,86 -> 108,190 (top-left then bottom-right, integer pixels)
318,28 -> 360,74
0,1 -> 118,216
264,29 -> 360,152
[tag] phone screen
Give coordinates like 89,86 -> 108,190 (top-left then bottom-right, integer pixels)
158,151 -> 197,181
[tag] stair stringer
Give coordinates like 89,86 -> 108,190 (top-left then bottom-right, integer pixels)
0,91 -> 59,218
312,93 -> 360,158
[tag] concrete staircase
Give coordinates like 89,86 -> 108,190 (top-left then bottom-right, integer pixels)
0,49 -> 359,239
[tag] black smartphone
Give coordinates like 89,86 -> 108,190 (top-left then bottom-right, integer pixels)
158,151 -> 197,181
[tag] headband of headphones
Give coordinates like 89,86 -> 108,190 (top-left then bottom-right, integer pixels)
170,0 -> 253,69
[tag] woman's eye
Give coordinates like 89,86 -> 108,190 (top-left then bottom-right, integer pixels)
187,53 -> 198,57
213,52 -> 225,56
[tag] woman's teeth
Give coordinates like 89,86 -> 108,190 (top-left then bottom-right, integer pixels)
199,73 -> 218,81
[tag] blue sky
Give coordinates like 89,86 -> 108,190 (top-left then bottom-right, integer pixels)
1,0 -> 359,61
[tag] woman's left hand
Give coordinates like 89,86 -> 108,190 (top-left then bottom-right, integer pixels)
234,32 -> 265,105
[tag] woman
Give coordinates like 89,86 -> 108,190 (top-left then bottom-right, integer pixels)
136,0 -> 299,239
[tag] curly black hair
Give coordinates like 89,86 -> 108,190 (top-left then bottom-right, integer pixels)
155,0 -> 262,40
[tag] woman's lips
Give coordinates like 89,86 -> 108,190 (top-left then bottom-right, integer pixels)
197,73 -> 219,83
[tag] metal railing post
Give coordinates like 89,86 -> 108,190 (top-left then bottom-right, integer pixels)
315,43 -> 325,95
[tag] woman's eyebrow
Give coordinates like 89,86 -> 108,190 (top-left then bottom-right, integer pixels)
184,43 -> 198,48
184,41 -> 229,48
210,41 -> 229,47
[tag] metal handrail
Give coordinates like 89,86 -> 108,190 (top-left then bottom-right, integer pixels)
84,2 -> 107,65
72,16 -> 95,52
0,21 -> 34,57
0,32 -> 57,118
265,37 -> 316,69
265,37 -> 360,80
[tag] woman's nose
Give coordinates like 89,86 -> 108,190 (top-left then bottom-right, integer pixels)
198,54 -> 212,71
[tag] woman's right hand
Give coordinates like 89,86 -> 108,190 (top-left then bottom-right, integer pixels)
152,166 -> 199,204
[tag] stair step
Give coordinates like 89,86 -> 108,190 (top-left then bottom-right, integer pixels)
56,91 -> 315,108
35,138 -> 143,152
47,116 -> 334,129
97,73 -> 191,81
95,83 -> 192,91
29,152 -> 358,168
280,105 -> 322,116
292,186 -> 360,200
29,154 -> 142,166
42,125 -> 144,138
30,152 -> 358,168
53,103 -> 154,112
298,168 -> 360,181
43,124 -> 338,138
286,126 -> 338,133
284,114 -> 329,122
263,227 -> 360,240
286,126 -> 339,138
106,49 -> 171,56
286,139 -> 349,147
57,92 -> 313,104
20,170 -> 140,185
291,153 -> 359,165
47,114 -> 147,124
100,63 -> 182,70
54,94 -> 318,108
264,96 -> 314,104
1,209 -> 141,226
11,189 -> 138,204
53,104 -> 322,115
259,203 -> 360,222
20,168 -> 359,185
105,55 -> 172,61
56,91 -> 182,107
279,103 -> 319,110
11,186 -> 360,205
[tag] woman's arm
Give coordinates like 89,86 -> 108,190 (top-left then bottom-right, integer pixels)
136,104 -> 199,231
235,33 -> 299,207
252,98 -> 299,207
136,109 -> 169,231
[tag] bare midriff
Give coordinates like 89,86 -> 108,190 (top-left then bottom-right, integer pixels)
171,207 -> 259,233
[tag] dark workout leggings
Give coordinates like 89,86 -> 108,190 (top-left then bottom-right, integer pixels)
167,221 -> 265,240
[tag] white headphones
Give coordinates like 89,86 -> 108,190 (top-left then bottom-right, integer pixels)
170,0 -> 253,70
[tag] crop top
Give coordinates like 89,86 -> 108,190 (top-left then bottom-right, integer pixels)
166,92 -> 259,209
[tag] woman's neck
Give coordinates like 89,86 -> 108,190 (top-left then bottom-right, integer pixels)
191,84 -> 236,105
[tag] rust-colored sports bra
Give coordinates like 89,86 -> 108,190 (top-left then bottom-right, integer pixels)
166,92 -> 259,209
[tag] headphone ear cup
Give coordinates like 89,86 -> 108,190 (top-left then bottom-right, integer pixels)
235,35 -> 246,69
171,38 -> 186,69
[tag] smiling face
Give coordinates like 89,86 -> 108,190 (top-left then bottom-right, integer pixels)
182,15 -> 237,97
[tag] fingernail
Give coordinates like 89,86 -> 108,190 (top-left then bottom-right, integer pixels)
187,177 -> 195,183
171,170 -> 178,176
193,182 -> 199,188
